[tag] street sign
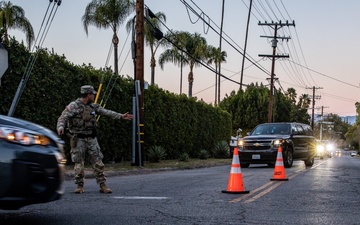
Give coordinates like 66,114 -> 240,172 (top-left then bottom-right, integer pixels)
0,43 -> 9,83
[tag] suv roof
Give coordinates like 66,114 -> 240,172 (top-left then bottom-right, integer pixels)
250,122 -> 313,136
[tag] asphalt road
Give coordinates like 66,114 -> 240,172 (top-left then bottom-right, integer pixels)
1,150 -> 359,225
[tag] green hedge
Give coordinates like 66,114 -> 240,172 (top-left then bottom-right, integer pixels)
0,38 -> 231,162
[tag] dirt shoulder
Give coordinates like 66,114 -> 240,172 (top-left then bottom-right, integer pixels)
64,158 -> 232,180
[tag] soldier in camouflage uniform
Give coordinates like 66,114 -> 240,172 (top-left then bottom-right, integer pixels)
57,85 -> 133,194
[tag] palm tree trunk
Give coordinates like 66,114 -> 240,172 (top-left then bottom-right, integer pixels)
113,33 -> 119,75
180,58 -> 183,94
215,64 -> 218,105
150,56 -> 155,85
188,71 -> 193,97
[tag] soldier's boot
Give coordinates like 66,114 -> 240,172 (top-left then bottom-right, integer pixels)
99,183 -> 112,194
74,185 -> 84,194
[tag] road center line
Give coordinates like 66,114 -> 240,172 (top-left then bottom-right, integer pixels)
230,181 -> 274,203
230,171 -> 302,203
113,196 -> 171,200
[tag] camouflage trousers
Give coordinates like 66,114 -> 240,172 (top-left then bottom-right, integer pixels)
70,137 -> 106,186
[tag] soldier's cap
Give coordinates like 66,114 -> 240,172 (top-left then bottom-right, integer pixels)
81,85 -> 97,95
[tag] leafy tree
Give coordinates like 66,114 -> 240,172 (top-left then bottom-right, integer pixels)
82,0 -> 135,76
219,83 -> 312,135
0,1 -> 34,49
159,31 -> 207,97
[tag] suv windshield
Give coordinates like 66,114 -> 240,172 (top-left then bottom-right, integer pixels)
251,124 -> 290,135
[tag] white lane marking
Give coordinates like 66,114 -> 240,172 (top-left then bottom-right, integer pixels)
113,196 -> 171,200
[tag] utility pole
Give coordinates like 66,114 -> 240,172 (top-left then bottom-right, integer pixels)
135,0 -> 144,166
258,21 -> 295,123
319,106 -> 329,140
217,0 -> 225,105
306,86 -> 322,130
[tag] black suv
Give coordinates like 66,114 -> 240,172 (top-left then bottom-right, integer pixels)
237,122 -> 316,168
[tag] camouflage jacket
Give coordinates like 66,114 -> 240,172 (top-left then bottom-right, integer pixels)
57,98 -> 123,135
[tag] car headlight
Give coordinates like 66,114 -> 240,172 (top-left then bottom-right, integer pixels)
54,151 -> 67,164
237,139 -> 244,149
0,126 -> 50,146
326,144 -> 334,151
317,145 -> 325,153
273,139 -> 283,147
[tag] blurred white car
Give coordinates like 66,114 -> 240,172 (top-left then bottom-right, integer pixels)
351,151 -> 357,157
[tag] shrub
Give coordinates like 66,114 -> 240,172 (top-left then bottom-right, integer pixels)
199,149 -> 209,160
179,152 -> 190,162
213,141 -> 230,159
147,146 -> 167,163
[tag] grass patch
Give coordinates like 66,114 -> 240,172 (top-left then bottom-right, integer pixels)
66,158 -> 232,172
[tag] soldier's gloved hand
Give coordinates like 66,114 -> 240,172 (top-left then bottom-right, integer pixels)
122,112 -> 134,120
57,128 -> 64,136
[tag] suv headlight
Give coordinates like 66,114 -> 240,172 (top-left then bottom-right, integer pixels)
272,139 -> 283,147
237,139 -> 244,149
0,126 -> 50,146
317,145 -> 325,153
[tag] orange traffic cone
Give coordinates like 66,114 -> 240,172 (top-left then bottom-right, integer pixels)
222,147 -> 250,194
270,146 -> 289,181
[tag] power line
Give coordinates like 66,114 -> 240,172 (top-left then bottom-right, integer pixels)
288,60 -> 360,89
8,0 -> 62,116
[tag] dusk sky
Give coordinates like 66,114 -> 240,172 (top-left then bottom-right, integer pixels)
7,0 -> 360,117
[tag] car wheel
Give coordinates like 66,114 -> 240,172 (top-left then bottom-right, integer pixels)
305,156 -> 315,166
240,163 -> 250,168
283,149 -> 293,168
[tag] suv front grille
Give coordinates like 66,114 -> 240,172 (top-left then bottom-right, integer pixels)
243,140 -> 272,151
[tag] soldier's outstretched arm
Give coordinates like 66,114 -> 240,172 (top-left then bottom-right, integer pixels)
95,104 -> 133,120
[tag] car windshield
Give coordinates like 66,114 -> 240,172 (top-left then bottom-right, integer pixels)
251,124 -> 290,135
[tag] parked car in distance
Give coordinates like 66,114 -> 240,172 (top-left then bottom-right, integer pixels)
351,151 -> 357,157
237,122 -> 316,168
0,115 -> 66,210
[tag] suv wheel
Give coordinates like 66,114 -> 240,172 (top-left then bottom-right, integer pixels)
305,156 -> 314,166
283,149 -> 293,168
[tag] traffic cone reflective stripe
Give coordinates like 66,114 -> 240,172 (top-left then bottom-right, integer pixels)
270,146 -> 289,181
222,147 -> 250,194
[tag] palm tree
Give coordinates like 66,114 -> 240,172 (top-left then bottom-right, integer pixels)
285,87 -> 297,103
298,93 -> 310,109
159,31 -> 207,97
207,45 -> 227,105
144,11 -> 166,85
82,0 -> 135,76
0,1 -> 34,49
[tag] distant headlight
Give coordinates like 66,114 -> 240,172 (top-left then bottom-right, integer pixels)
0,126 -> 50,146
326,144 -> 334,151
